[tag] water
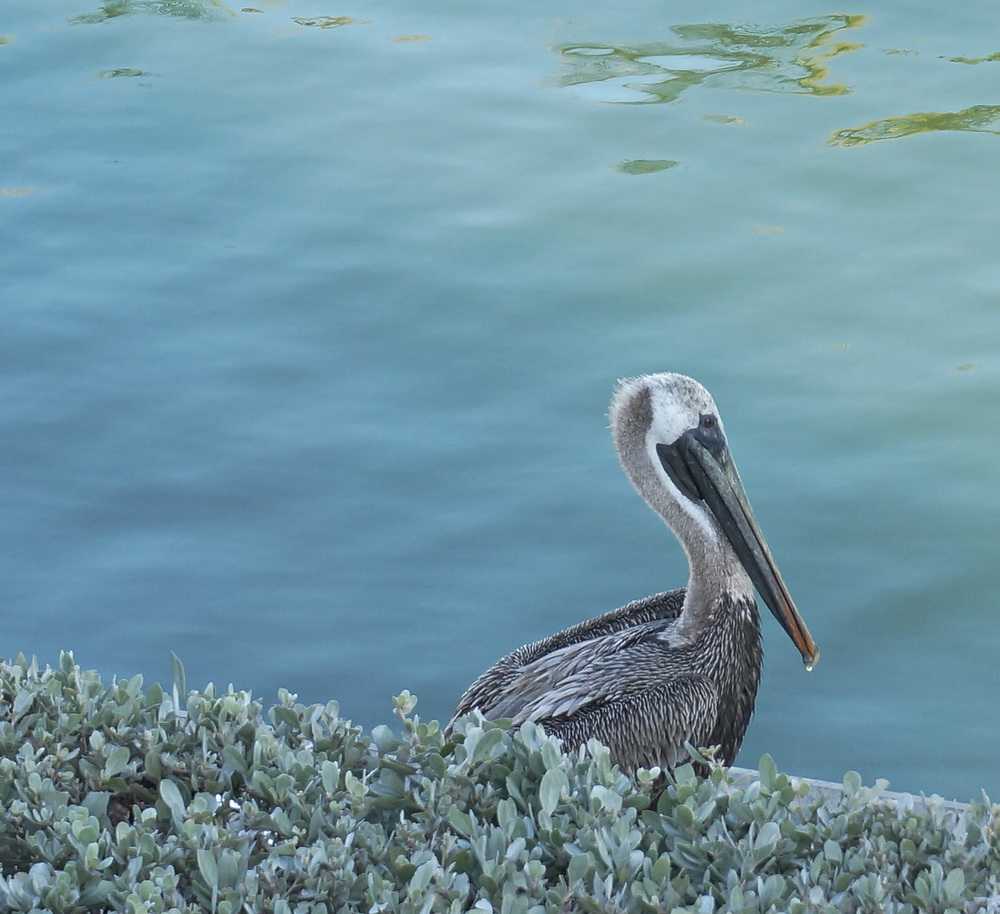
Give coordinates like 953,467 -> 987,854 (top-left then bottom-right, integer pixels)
3,0 -> 999,802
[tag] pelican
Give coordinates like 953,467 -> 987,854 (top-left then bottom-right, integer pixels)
449,372 -> 818,774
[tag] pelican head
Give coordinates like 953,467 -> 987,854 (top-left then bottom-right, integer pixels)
610,373 -> 819,669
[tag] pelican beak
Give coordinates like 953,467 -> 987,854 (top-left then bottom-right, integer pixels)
657,433 -> 820,669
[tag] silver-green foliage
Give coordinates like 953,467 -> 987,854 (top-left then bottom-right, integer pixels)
0,652 -> 998,913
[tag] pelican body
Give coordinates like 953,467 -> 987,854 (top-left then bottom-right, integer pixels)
450,373 -> 818,773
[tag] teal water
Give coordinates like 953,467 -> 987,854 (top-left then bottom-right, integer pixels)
3,0 -> 999,801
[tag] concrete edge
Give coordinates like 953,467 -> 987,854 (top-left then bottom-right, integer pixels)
727,767 -> 972,816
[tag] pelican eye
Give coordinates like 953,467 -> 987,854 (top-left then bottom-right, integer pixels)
693,413 -> 725,455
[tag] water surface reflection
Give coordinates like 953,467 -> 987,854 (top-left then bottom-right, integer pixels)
69,0 -> 235,23
556,14 -> 865,104
831,104 -> 1000,146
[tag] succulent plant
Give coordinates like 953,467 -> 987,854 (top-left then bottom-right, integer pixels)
0,652 -> 996,913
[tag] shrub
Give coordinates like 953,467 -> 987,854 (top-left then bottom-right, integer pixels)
0,652 -> 997,913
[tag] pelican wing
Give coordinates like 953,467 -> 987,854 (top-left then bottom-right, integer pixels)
451,589 -> 685,724
471,621 -> 721,772
483,622 -> 667,721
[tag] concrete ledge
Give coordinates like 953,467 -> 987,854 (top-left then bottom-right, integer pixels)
728,766 -> 971,815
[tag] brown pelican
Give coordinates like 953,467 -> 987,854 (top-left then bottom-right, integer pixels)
450,372 -> 818,773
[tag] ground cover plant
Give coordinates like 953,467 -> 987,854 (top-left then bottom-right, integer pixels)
0,652 -> 997,913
